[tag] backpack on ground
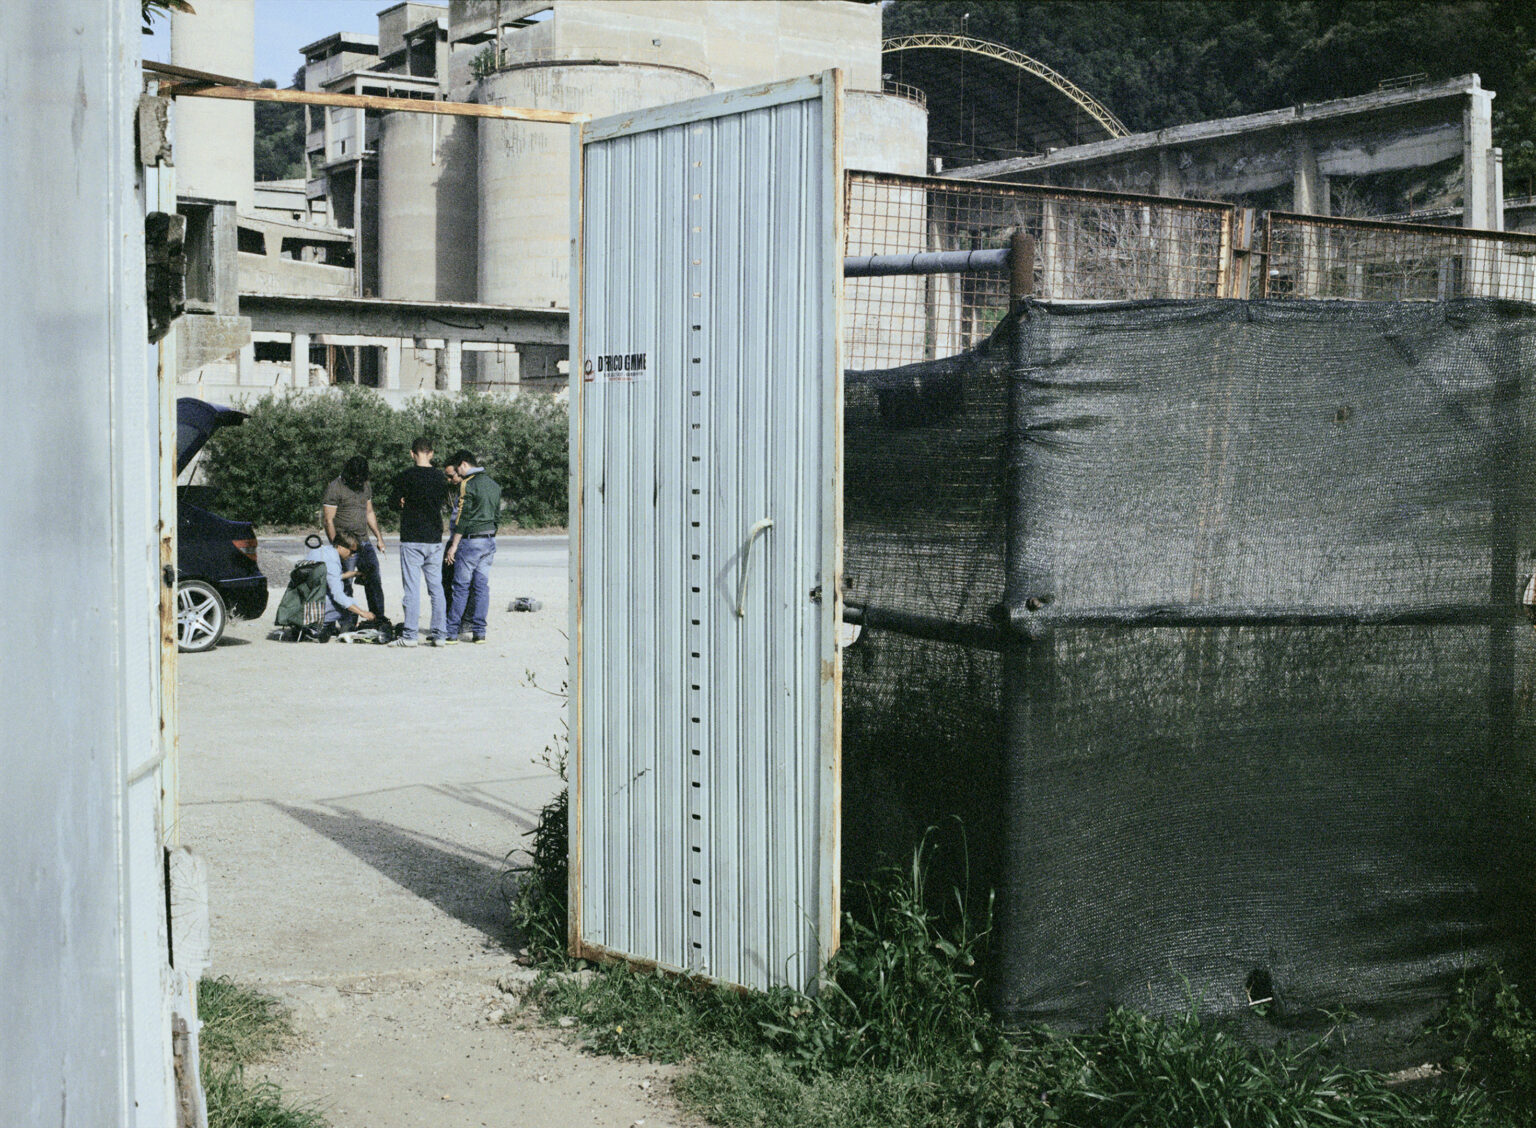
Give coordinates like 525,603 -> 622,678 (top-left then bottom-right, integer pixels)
273,560 -> 329,631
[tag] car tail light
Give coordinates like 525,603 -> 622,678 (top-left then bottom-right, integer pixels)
233,537 -> 258,562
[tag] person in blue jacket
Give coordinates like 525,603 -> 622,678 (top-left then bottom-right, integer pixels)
305,530 -> 377,639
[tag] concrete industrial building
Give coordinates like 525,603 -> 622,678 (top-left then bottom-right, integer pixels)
172,0 -> 925,401
168,1 -> 1516,404
947,72 -> 1507,231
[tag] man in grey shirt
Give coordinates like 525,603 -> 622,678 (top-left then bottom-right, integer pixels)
322,455 -> 386,618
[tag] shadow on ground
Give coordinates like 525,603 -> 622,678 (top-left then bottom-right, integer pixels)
273,800 -> 528,947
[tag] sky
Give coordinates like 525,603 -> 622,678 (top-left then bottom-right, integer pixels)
144,0 -> 386,85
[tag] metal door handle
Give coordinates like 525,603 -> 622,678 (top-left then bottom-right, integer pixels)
735,518 -> 774,618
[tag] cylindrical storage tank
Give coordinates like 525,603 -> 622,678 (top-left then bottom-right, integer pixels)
842,91 -> 931,369
477,64 -> 713,310
170,0 -> 255,211
378,112 -> 480,302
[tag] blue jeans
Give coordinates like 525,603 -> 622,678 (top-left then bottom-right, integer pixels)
344,540 -> 386,618
447,536 -> 495,637
399,541 -> 445,640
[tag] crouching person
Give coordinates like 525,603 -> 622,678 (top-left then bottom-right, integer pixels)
308,530 -> 377,640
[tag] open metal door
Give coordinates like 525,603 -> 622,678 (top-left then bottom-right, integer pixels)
570,72 -> 843,991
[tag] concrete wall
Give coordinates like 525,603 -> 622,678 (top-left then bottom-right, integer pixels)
477,64 -> 713,308
378,111 -> 479,300
238,252 -> 357,298
171,0 -> 255,211
845,90 -> 928,176
380,2 -> 448,59
304,41 -> 380,91
186,379 -> 520,410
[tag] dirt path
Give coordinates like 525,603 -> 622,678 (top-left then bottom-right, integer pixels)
178,536 -> 694,1128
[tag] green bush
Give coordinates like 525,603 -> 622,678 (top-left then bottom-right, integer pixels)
199,387 -> 567,530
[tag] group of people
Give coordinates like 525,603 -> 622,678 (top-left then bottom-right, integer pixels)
305,439 -> 503,646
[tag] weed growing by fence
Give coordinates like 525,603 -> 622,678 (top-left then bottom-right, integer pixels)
1434,968 -> 1536,1125
198,976 -> 327,1128
198,386 -> 567,530
517,822 -> 1536,1128
507,785 -> 569,961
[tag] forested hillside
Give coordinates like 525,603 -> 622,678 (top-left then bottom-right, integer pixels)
885,0 -> 1536,196
253,71 -> 306,182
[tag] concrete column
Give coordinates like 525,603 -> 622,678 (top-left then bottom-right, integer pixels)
1156,149 -> 1181,197
1040,199 -> 1062,299
235,342 -> 255,385
383,338 -> 402,390
1291,133 -> 1329,216
1292,134 -> 1328,296
1490,147 -> 1505,231
1463,87 -> 1495,229
1481,147 -> 1507,297
291,332 -> 310,387
437,338 -> 463,392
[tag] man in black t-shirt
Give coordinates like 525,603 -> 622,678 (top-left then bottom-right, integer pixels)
388,437 -> 450,647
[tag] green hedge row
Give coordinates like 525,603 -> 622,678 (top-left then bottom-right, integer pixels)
199,387 -> 568,530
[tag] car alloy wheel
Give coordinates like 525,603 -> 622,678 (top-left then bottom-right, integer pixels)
177,578 -> 227,653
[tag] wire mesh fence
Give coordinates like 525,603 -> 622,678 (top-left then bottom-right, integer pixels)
1261,212 -> 1536,302
844,171 -> 1235,369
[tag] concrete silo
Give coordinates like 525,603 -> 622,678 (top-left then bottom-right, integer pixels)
448,0 -> 929,378
171,0 -> 255,211
377,110 -> 481,390
378,111 -> 480,302
476,64 -> 713,312
474,60 -> 711,387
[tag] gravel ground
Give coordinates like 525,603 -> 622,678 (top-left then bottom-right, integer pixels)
178,534 -> 695,1128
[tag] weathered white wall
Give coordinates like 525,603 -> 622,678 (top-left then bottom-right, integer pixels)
0,1 -> 172,1124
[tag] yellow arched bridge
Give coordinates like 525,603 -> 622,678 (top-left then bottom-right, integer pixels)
883,34 -> 1129,168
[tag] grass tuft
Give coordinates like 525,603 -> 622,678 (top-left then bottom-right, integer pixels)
198,976 -> 328,1128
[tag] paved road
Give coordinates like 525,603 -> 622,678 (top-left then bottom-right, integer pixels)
177,534 -> 691,1128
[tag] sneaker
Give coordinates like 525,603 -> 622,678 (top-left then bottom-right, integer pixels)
388,636 -> 419,648
440,636 -> 459,646
472,635 -> 486,644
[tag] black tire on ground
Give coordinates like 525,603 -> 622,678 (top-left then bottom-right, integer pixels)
177,578 -> 227,653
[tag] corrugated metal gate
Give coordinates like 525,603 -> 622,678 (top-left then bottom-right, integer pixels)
571,73 -> 844,991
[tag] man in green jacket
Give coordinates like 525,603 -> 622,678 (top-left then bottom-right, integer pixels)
442,449 -> 502,644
